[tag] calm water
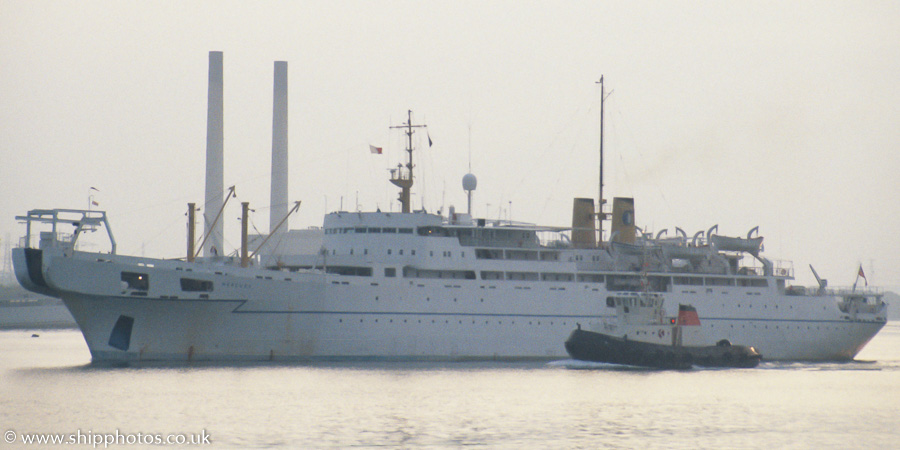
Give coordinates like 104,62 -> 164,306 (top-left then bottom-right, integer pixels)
1,324 -> 899,449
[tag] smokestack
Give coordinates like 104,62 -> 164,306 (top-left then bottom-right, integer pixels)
269,61 -> 289,235
571,198 -> 597,248
610,197 -> 636,244
204,51 -> 224,257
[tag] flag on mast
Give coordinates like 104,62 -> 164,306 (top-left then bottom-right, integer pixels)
857,265 -> 867,286
369,145 -> 382,155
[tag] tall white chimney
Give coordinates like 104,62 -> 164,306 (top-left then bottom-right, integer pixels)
204,51 -> 224,257
269,61 -> 289,235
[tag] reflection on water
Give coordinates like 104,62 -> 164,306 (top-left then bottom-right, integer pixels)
2,324 -> 898,448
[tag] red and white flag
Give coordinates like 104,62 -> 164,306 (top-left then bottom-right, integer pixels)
369,145 -> 382,154
857,265 -> 867,286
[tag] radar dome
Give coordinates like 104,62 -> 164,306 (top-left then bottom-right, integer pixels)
462,173 -> 477,191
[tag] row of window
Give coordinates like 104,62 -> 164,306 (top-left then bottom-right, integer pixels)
673,276 -> 768,287
119,269 -> 768,293
335,317 -> 570,327
330,248 -> 473,259
325,225 -> 545,248
325,227 -> 415,235
321,267 -> 769,289
474,249 -> 561,261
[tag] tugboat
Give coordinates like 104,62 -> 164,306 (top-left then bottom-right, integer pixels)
564,292 -> 762,369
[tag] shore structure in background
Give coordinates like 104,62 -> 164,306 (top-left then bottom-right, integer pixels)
10,57 -> 888,362
270,61 -> 289,238
203,51 -> 224,258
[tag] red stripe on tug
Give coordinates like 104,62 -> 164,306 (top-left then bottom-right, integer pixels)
677,304 -> 701,326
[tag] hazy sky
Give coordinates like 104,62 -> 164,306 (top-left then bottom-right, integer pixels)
2,1 -> 898,290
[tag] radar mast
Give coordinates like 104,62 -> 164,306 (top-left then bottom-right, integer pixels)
596,76 -> 612,245
389,110 -> 428,213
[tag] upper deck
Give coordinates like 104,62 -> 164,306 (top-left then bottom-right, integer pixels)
315,210 -> 792,280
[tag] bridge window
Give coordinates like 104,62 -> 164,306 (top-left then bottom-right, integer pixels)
507,272 -> 539,281
706,277 -> 735,286
475,249 -> 503,260
577,274 -> 605,283
326,266 -> 373,277
738,278 -> 768,287
540,251 -> 560,261
121,272 -> 149,291
417,226 -> 447,236
674,277 -> 703,286
180,278 -> 213,292
541,273 -> 574,282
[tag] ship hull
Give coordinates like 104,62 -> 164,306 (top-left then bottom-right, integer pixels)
14,247 -> 886,362
61,292 -> 577,362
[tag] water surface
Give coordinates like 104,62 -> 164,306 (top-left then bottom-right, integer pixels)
2,324 -> 898,448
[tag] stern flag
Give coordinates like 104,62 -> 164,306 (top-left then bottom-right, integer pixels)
369,145 -> 383,155
427,131 -> 433,147
858,265 -> 868,286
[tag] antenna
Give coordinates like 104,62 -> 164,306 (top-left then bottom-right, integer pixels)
468,123 -> 472,172
462,121 -> 478,216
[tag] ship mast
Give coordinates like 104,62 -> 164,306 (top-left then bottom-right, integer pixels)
596,76 -> 610,245
389,110 -> 428,213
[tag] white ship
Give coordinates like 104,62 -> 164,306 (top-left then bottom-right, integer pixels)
11,54 -> 887,362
